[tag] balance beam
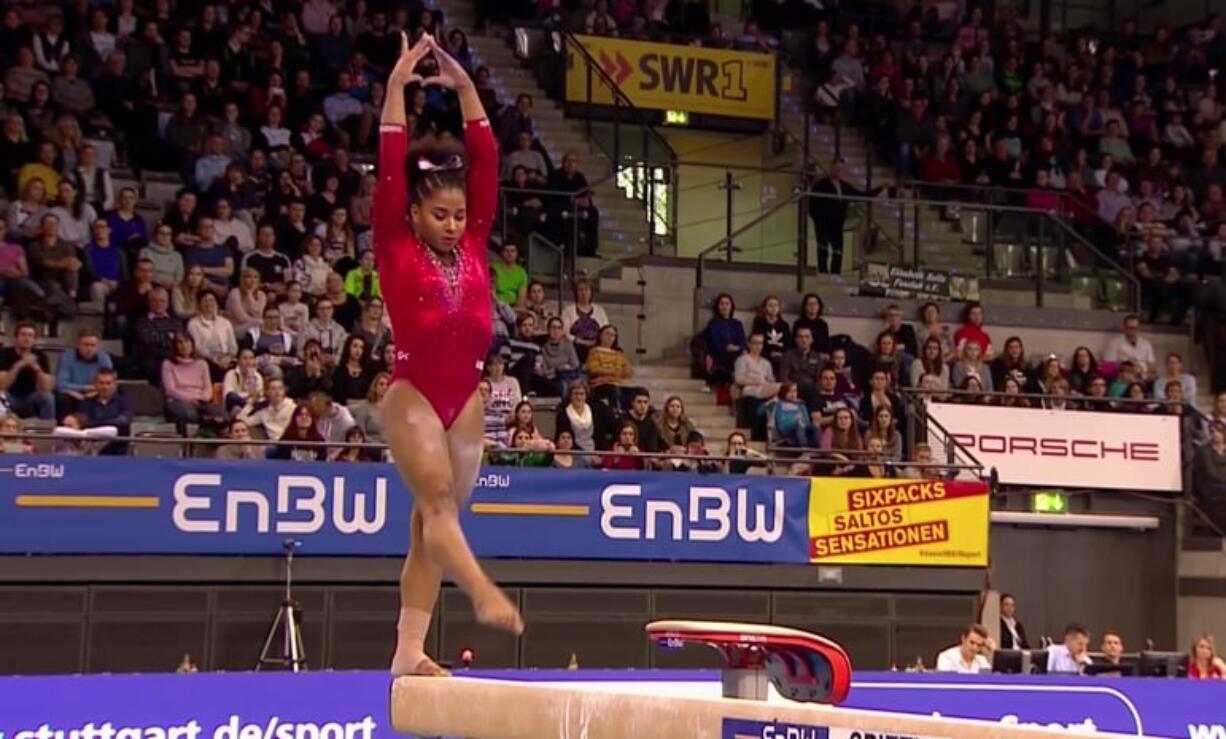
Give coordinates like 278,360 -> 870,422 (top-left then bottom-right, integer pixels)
390,676 -> 1134,738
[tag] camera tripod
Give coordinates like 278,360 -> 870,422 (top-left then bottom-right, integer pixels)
257,539 -> 306,672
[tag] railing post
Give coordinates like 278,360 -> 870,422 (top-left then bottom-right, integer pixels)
985,208 -> 995,279
1036,216 -> 1046,308
571,197 -> 580,267
896,192 -> 905,265
912,199 -> 921,268
646,167 -> 656,255
797,192 -> 808,293
804,109 -> 813,165
722,169 -> 736,261
500,191 -> 508,244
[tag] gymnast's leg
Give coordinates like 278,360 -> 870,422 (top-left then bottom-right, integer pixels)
384,381 -> 523,675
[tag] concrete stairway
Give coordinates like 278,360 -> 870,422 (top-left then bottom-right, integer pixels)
434,0 -> 654,261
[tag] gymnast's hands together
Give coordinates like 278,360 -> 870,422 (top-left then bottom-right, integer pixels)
388,32 -> 473,92
419,34 -> 474,92
388,31 -> 431,88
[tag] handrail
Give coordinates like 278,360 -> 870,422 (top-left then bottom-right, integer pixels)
561,31 -> 677,164
526,230 -> 572,308
693,186 -> 1144,306
2,429 -> 904,472
695,192 -> 799,286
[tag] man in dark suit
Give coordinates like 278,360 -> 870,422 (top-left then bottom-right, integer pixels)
807,158 -> 875,275
999,593 -> 1030,649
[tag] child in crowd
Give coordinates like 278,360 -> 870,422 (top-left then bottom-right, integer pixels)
763,382 -> 818,448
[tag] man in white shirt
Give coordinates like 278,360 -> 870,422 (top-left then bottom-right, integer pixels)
1047,623 -> 1093,674
239,378 -> 295,440
1103,313 -> 1157,380
936,624 -> 992,674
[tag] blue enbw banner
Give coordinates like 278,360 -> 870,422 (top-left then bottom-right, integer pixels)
0,456 -> 811,562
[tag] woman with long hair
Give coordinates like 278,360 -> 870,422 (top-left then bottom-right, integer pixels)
375,34 -> 522,677
602,421 -> 644,471
226,267 -> 269,334
172,264 -> 206,319
336,425 -> 380,463
332,334 -> 375,405
823,406 -> 863,477
910,335 -> 950,390
655,395 -> 696,451
352,371 -> 390,441
866,404 -> 903,462
990,336 -> 1028,390
751,294 -> 792,372
271,403 -> 327,461
1187,634 -> 1226,680
1066,346 -> 1099,396
704,292 -> 746,387
585,324 -> 633,410
507,400 -> 550,446
999,375 -> 1031,408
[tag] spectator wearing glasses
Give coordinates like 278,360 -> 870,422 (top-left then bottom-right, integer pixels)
1103,314 -> 1157,381
141,223 -> 185,290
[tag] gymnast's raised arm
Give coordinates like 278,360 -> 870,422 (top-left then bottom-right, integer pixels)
422,35 -> 497,241
372,33 -> 431,256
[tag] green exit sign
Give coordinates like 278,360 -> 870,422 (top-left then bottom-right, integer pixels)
664,110 -> 690,126
1032,491 -> 1069,514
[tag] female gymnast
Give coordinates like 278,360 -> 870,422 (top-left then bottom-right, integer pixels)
376,33 -> 523,677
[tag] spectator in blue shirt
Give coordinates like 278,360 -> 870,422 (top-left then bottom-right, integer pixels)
704,293 -> 747,386
104,187 -> 149,251
78,368 -> 131,455
55,327 -> 113,415
193,134 -> 232,191
84,217 -> 125,303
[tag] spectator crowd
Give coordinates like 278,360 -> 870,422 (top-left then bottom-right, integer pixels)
0,0 -> 616,462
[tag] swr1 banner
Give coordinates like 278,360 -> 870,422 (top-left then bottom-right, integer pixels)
807,478 -> 990,566
925,402 -> 1182,491
0,456 -> 811,562
565,34 -> 776,120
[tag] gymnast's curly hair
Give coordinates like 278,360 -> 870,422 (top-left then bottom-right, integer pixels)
406,132 -> 468,204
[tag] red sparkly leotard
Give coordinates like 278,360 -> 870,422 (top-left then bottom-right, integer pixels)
373,119 -> 496,429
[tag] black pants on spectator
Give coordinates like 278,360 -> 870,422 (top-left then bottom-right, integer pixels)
1141,278 -> 1192,324
811,213 -> 843,274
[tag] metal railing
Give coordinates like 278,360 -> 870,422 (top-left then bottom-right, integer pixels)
693,186 -> 1141,310
2,430 -> 977,478
559,31 -> 678,250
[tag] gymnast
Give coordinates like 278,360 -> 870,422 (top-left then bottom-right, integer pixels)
376,32 -> 524,677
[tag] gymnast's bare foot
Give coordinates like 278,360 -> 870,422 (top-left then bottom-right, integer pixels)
474,585 -> 524,635
391,652 -> 451,677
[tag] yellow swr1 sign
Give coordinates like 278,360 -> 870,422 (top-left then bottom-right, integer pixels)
565,34 -> 776,121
